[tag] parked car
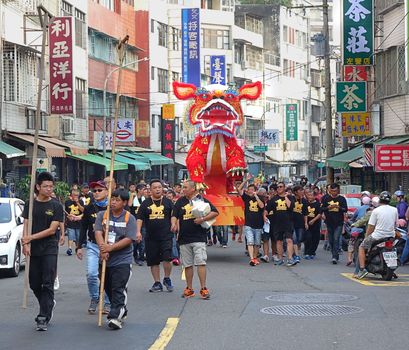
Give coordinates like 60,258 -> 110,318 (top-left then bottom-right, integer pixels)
0,198 -> 25,277
343,193 -> 362,217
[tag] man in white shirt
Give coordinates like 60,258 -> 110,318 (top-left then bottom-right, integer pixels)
357,191 -> 398,279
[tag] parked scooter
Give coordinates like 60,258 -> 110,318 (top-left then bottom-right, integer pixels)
364,236 -> 398,281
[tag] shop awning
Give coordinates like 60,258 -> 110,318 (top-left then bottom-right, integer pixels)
99,152 -> 151,171
175,153 -> 187,166
66,152 -> 128,171
39,136 -> 88,155
134,152 -> 174,165
8,133 -> 66,157
245,151 -> 264,163
0,141 -> 25,158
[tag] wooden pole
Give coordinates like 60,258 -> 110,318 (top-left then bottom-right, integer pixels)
98,35 -> 129,327
23,7 -> 52,309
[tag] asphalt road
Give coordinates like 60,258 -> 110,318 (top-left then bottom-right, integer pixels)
1,239 -> 408,350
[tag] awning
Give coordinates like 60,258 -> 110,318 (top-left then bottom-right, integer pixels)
66,152 -> 128,171
8,133 -> 66,157
134,152 -> 174,165
0,141 -> 25,158
99,152 -> 151,171
39,136 -> 88,155
245,151 -> 264,163
175,153 -> 187,166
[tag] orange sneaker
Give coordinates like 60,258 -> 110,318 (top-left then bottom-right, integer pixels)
182,287 -> 195,298
254,259 -> 260,266
200,287 -> 210,300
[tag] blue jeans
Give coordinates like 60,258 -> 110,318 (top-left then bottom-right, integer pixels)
327,225 -> 343,260
401,239 -> 409,265
86,241 -> 110,304
214,226 -> 229,245
293,228 -> 305,245
171,235 -> 179,259
67,227 -> 80,242
133,227 -> 146,262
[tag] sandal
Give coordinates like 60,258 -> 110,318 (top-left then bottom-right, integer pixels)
346,261 -> 352,266
238,237 -> 243,243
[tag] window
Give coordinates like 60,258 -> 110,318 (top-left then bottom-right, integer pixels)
75,9 -> 86,49
172,71 -> 180,82
201,29 -> 230,49
123,0 -> 134,5
158,22 -> 168,48
158,68 -> 168,93
100,0 -> 114,11
245,118 -> 263,145
75,78 -> 86,119
171,27 -> 180,51
120,96 -> 139,119
234,43 -> 244,64
61,1 -> 73,16
151,67 -> 155,80
26,109 -> 47,131
152,114 -> 156,128
246,46 -> 262,70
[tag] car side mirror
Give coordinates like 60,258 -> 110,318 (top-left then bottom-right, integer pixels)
17,216 -> 24,225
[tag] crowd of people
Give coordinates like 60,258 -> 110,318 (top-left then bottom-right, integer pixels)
21,171 -> 407,332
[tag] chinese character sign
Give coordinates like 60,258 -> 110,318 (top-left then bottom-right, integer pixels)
375,145 -> 409,172
259,129 -> 279,145
94,131 -> 113,150
161,120 -> 175,160
210,55 -> 226,85
49,17 -> 73,114
341,112 -> 371,136
343,0 -> 373,65
336,81 -> 367,112
111,119 -> 135,142
344,65 -> 368,81
182,8 -> 201,87
286,104 -> 298,141
135,120 -> 150,137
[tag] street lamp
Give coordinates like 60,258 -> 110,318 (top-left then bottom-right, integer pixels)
102,56 -> 149,157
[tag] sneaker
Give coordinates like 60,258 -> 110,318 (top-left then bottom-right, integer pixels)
102,303 -> 111,315
310,254 -> 316,260
36,317 -> 47,331
172,258 -> 180,266
222,244 -> 227,248
163,277 -> 174,292
108,318 -> 122,330
149,282 -> 163,293
260,255 -> 270,263
200,287 -> 210,300
254,259 -> 260,265
332,258 -> 338,265
207,240 -> 213,246
88,299 -> 98,314
135,260 -> 144,266
54,275 -> 60,291
212,235 -> 217,245
274,259 -> 284,266
357,268 -> 369,279
303,255 -> 311,260
66,248 -> 72,256
49,300 -> 56,323
181,287 -> 195,298
232,233 -> 236,241
294,255 -> 301,262
249,258 -> 256,266
287,259 -> 297,267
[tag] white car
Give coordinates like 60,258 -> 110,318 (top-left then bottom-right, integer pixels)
0,198 -> 25,277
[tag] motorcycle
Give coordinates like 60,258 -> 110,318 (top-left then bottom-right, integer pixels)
394,227 -> 407,264
365,236 -> 398,281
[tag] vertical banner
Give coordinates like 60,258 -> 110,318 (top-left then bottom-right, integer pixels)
336,81 -> 367,112
210,55 -> 226,84
49,17 -> 74,114
286,104 -> 298,141
182,8 -> 201,86
343,0 -> 373,65
161,119 -> 175,160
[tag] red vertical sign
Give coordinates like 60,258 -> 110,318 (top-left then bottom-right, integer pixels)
161,120 -> 175,160
49,17 -> 73,114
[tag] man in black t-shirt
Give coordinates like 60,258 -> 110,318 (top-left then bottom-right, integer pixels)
22,172 -> 64,331
292,185 -> 308,262
171,180 -> 218,300
129,183 -> 146,266
137,179 -> 175,293
65,189 -> 83,256
304,188 -> 322,258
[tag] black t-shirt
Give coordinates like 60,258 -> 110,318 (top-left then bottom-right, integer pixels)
65,199 -> 82,229
172,195 -> 218,245
129,195 -> 145,218
307,200 -> 322,230
292,197 -> 308,229
321,195 -> 348,228
22,199 -> 64,256
78,203 -> 107,248
80,193 -> 93,207
241,193 -> 264,229
265,195 -> 294,233
137,197 -> 174,241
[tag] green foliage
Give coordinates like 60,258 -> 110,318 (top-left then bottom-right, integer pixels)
16,175 -> 32,202
54,181 -> 70,203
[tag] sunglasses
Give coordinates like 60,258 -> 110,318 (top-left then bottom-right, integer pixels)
277,185 -> 284,188
93,189 -> 105,193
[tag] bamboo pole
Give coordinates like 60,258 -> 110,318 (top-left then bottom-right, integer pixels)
23,7 -> 52,309
98,35 -> 129,327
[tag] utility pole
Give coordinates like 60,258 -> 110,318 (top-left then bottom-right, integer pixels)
323,0 -> 334,184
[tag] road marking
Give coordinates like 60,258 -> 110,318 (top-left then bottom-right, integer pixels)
149,317 -> 180,350
181,267 -> 186,281
341,273 -> 409,286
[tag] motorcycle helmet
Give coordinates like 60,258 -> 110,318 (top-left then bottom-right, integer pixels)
361,196 -> 371,205
371,196 -> 380,207
379,191 -> 391,203
361,190 -> 371,198
394,190 -> 405,197
397,219 -> 407,228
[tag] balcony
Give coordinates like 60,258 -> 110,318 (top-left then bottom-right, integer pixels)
376,0 -> 404,15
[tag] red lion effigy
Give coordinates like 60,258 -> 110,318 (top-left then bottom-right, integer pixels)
173,81 -> 262,225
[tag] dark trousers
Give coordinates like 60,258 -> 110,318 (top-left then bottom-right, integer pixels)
327,225 -> 343,260
304,225 -> 321,256
133,227 -> 146,262
29,254 -> 57,322
105,264 -> 132,320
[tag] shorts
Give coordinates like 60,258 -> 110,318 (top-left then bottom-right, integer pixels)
360,235 -> 391,250
145,239 -> 173,266
67,228 -> 80,242
274,231 -> 293,241
244,226 -> 262,246
261,231 -> 274,243
293,228 -> 305,245
180,242 -> 207,267
347,237 -> 356,253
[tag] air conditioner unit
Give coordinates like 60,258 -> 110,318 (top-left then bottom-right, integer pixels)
62,117 -> 75,134
180,136 -> 188,145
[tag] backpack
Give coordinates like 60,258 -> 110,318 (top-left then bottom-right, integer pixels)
103,210 -> 130,226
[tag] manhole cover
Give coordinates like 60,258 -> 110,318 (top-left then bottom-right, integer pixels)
260,304 -> 363,317
265,293 -> 358,303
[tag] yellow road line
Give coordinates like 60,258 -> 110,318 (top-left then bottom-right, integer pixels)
181,267 -> 186,281
149,317 -> 180,350
341,272 -> 409,286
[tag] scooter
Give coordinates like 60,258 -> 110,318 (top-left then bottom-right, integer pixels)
365,236 -> 398,281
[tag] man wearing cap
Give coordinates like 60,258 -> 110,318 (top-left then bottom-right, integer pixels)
76,180 -> 110,315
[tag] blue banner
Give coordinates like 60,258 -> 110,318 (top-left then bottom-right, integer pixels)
182,8 -> 200,87
210,55 -> 226,85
